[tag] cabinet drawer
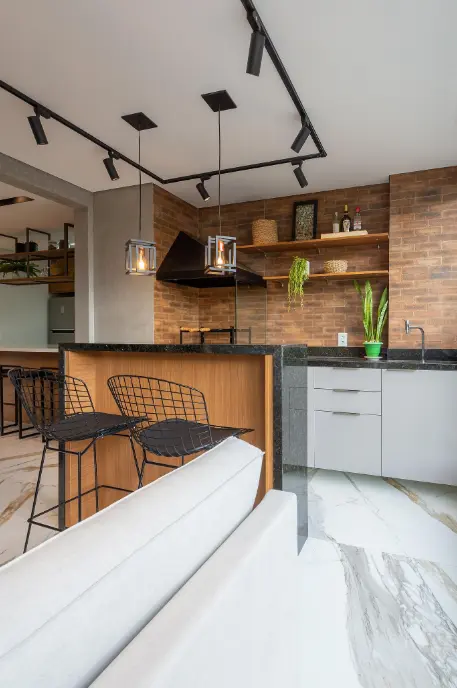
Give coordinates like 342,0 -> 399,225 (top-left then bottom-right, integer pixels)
315,411 -> 381,476
314,388 -> 381,415
312,366 -> 381,392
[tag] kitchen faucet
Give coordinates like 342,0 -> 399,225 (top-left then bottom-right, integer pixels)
404,320 -> 425,363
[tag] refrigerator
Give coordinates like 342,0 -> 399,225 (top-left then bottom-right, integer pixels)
48,296 -> 75,345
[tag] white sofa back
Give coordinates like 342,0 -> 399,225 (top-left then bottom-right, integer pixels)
0,437 -> 263,688
92,490 -> 300,688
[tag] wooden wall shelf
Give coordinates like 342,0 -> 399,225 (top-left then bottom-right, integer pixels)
0,276 -> 74,286
0,248 -> 74,262
237,233 -> 389,254
263,270 -> 389,283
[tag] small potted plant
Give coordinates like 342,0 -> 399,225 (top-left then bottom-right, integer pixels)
0,259 -> 40,279
354,280 -> 388,358
288,256 -> 310,308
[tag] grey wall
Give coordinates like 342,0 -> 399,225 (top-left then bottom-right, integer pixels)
0,285 -> 48,347
93,184 -> 154,343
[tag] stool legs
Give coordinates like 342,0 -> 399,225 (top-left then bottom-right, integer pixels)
24,444 -> 47,553
93,443 -> 99,513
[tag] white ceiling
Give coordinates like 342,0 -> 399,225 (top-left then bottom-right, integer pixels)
0,0 -> 456,207
0,182 -> 73,234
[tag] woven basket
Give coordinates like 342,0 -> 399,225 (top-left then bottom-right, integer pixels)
252,219 -> 278,245
324,259 -> 348,274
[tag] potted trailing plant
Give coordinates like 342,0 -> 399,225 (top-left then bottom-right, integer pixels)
288,256 -> 310,308
0,259 -> 40,279
354,280 -> 388,358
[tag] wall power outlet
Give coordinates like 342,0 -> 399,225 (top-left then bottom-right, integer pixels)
338,332 -> 348,347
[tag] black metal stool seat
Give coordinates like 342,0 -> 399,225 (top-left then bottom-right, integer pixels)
8,367 -> 145,553
108,374 -> 253,487
46,411 -> 145,442
138,419 -> 251,458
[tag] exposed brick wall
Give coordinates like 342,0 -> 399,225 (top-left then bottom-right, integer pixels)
389,166 -> 457,348
153,186 -> 199,343
198,184 -> 390,346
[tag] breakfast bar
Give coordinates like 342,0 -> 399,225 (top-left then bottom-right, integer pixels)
60,343 -> 308,534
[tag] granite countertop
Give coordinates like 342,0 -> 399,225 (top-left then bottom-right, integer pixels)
307,347 -> 457,371
0,347 -> 59,354
60,343 -> 307,365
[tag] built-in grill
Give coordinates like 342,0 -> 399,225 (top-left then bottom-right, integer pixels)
179,326 -> 252,344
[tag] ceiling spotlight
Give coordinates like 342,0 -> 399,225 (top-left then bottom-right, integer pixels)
293,163 -> 308,189
291,120 -> 311,154
246,25 -> 265,76
196,177 -> 211,202
103,151 -> 120,181
27,107 -> 49,145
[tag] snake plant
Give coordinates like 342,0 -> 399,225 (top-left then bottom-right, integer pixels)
288,257 -> 310,308
354,280 -> 388,342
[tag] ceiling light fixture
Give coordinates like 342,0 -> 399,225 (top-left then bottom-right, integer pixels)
246,12 -> 265,76
196,176 -> 211,202
292,162 -> 308,188
103,151 -> 120,181
291,120 -> 311,154
123,113 -> 157,276
27,106 -> 50,145
201,91 -> 237,275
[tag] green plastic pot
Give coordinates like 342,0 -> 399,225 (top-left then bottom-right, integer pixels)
364,342 -> 382,358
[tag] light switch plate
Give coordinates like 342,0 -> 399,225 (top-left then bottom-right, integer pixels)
338,332 -> 348,347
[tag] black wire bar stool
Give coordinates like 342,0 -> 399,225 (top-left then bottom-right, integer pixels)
108,375 -> 252,487
8,368 -> 145,552
0,365 -> 20,436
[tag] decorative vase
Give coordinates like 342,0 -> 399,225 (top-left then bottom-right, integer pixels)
364,342 -> 382,358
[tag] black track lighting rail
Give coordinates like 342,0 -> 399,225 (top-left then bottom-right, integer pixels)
240,0 -> 327,159
0,3 -> 326,188
0,79 -> 164,184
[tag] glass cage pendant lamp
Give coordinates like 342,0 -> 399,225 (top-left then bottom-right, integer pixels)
204,235 -> 236,275
125,127 -> 157,276
203,99 -> 236,276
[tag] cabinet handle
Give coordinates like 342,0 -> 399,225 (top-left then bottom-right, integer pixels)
332,389 -> 360,393
332,411 -> 361,416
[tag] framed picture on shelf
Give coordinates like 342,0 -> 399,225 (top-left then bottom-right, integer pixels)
293,200 -> 318,241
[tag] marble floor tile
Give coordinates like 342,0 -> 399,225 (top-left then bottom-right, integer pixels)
309,469 -> 457,566
299,538 -> 457,687
0,436 -> 58,566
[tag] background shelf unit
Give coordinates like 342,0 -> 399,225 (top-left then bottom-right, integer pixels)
0,276 -> 74,286
0,248 -> 74,262
237,233 -> 389,254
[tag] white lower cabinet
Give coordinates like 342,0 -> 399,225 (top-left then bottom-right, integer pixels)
314,411 -> 381,475
381,369 -> 457,486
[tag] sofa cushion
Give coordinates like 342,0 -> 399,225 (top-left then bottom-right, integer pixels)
91,490 -> 300,688
0,437 -> 263,688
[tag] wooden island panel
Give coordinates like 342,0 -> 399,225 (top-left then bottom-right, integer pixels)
64,351 -> 274,525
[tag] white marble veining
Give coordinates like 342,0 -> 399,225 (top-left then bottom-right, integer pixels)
0,436 -> 58,565
302,469 -> 457,687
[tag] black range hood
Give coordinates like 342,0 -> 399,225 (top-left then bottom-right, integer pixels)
156,231 -> 265,288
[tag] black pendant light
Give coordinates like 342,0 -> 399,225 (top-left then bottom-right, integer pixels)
123,113 -> 157,276
201,91 -> 237,275
292,162 -> 308,188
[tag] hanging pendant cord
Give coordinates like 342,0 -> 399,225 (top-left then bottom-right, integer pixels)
138,129 -> 142,239
218,106 -> 221,234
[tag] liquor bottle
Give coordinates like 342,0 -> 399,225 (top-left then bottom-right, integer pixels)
332,212 -> 339,233
353,206 -> 362,232
340,205 -> 351,232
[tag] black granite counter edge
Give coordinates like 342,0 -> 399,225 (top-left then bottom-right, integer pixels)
60,343 -> 307,359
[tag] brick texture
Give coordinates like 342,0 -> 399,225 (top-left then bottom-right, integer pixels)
154,169 -> 457,349
153,186 -> 199,343
389,166 -> 457,348
199,184 -> 390,346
